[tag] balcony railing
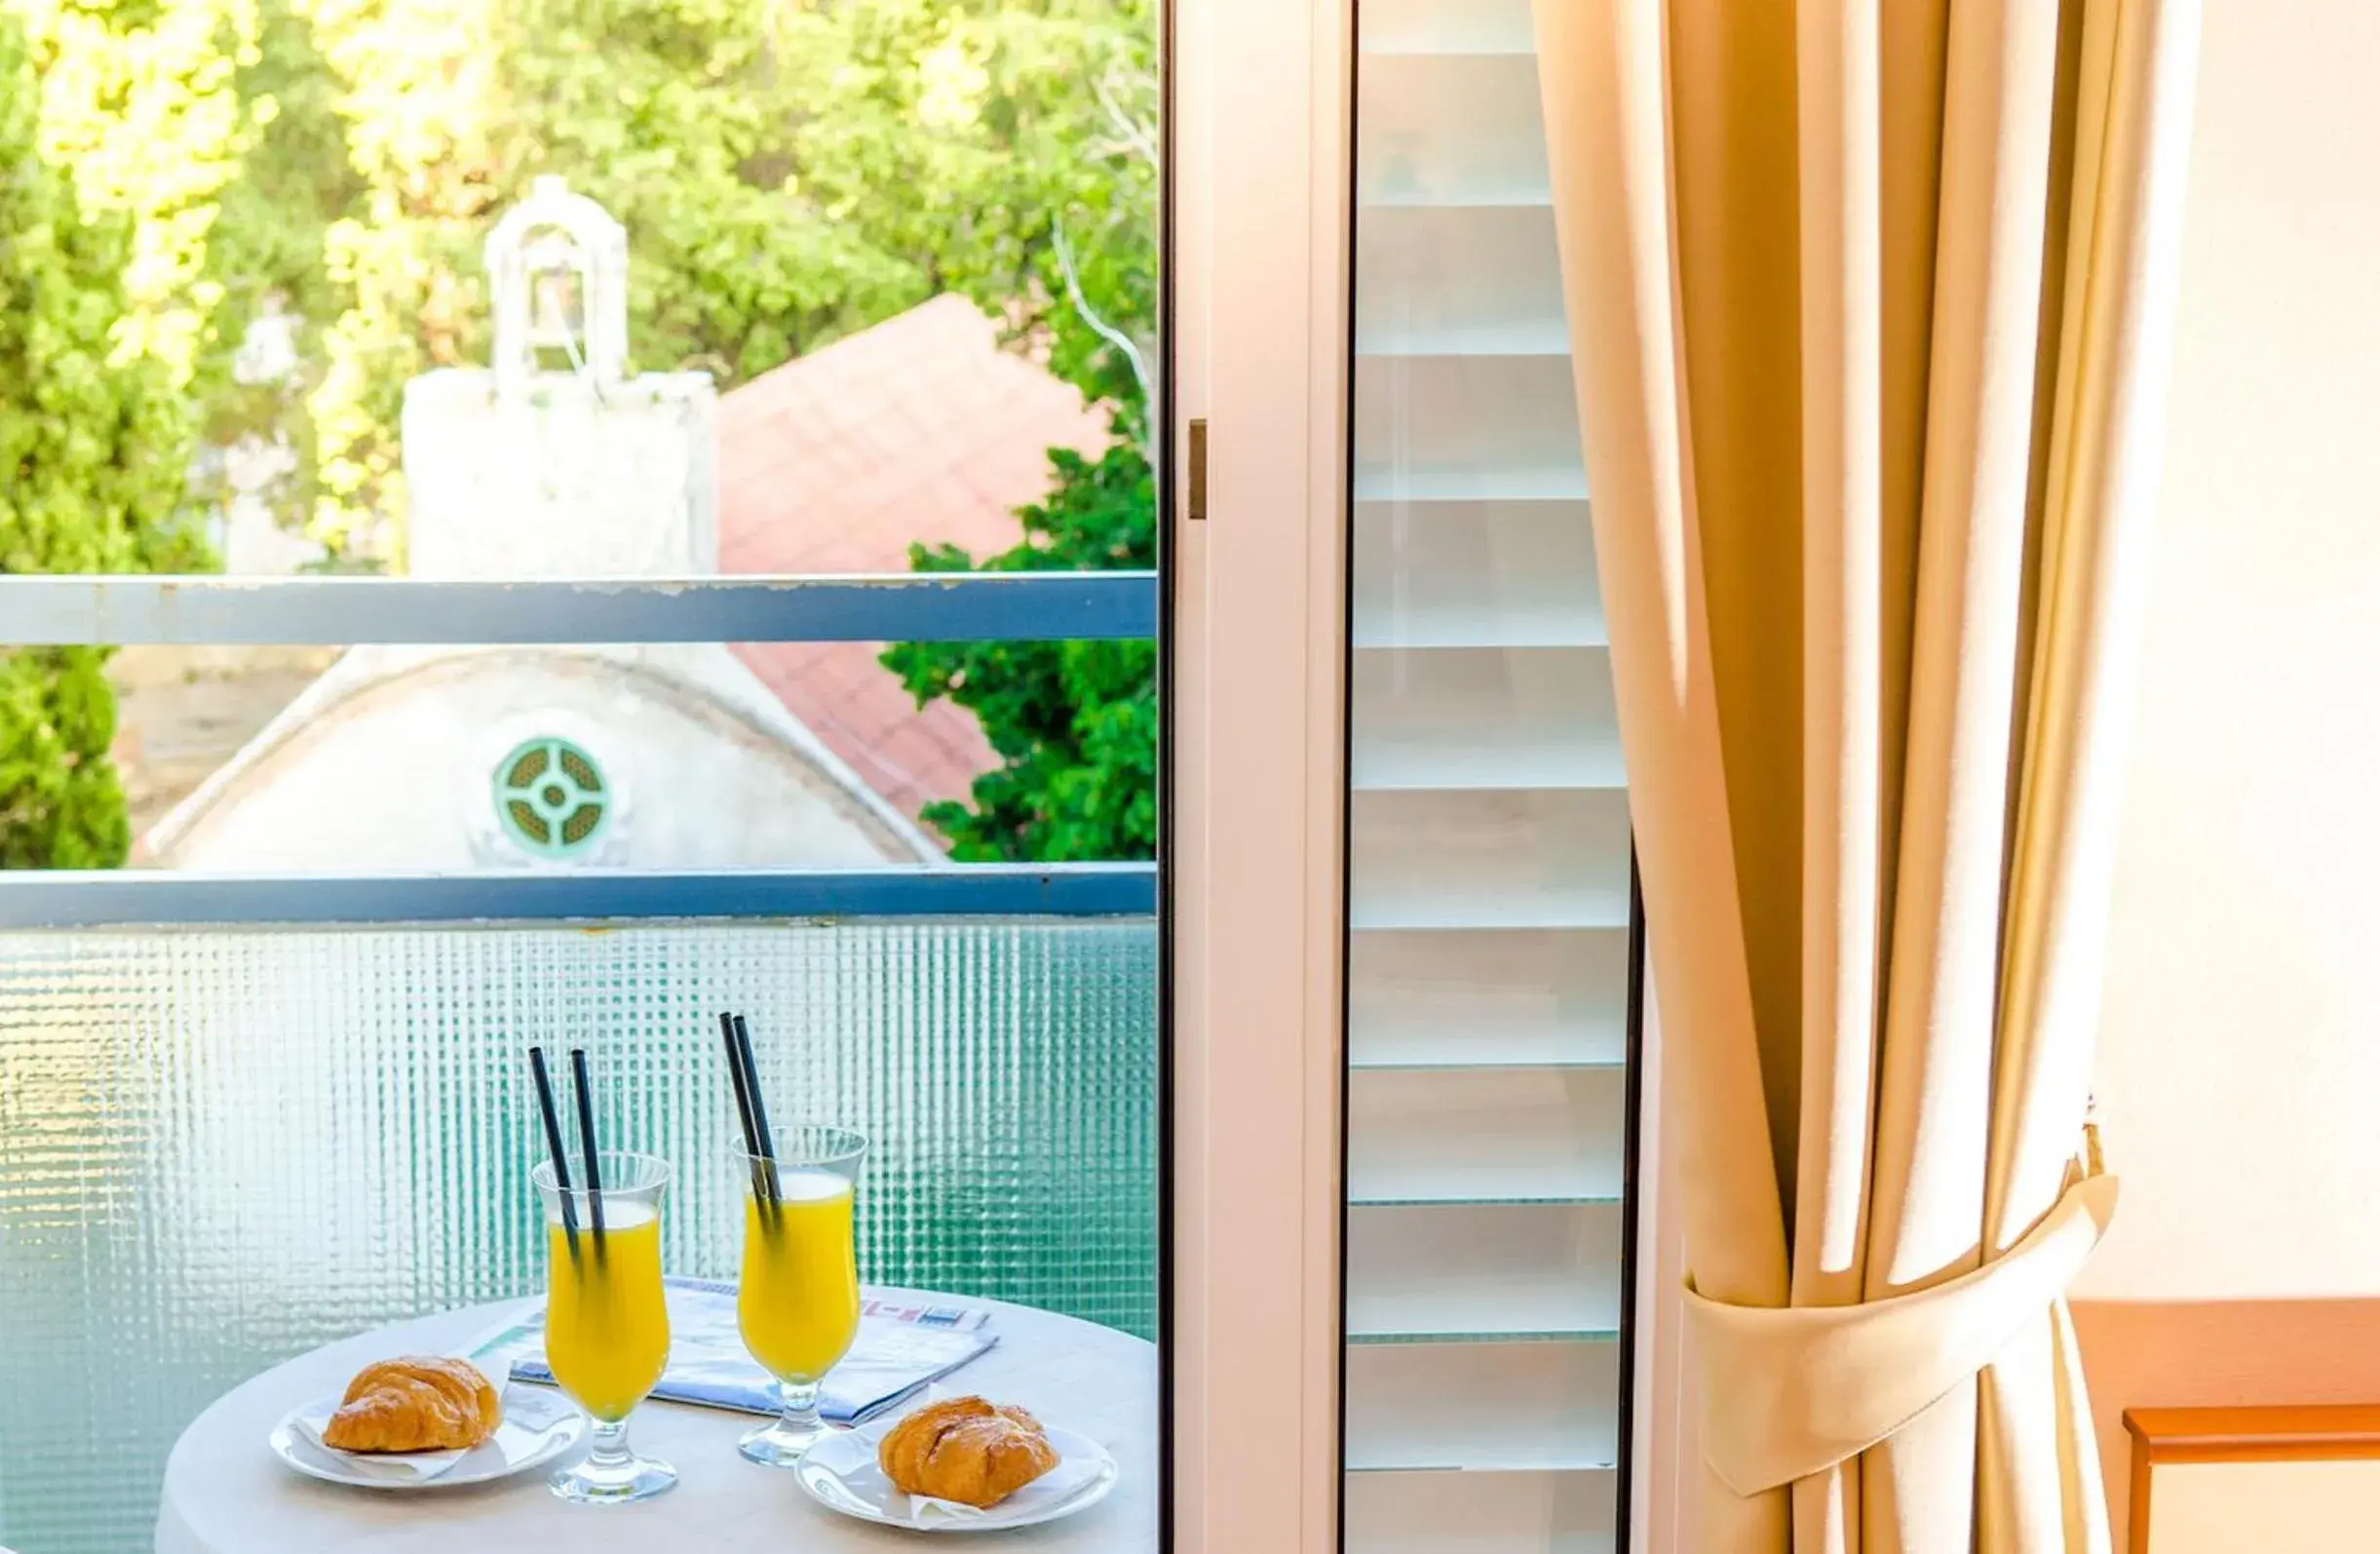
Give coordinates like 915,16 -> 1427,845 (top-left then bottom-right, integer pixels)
0,569 -> 1160,1554
2,571 -> 1158,646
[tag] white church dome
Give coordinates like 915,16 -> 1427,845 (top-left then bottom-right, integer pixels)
145,643 -> 940,871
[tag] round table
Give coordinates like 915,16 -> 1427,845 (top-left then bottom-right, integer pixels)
156,1290 -> 1158,1552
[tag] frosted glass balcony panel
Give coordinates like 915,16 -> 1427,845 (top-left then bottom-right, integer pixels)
0,918 -> 1156,1554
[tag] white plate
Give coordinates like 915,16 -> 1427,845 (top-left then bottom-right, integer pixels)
268,1384 -> 586,1491
796,1421 -> 1119,1534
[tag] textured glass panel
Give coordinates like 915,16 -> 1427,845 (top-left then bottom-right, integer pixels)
0,918 -> 1156,1554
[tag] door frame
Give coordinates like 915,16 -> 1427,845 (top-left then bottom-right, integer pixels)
1166,0 -> 1355,1548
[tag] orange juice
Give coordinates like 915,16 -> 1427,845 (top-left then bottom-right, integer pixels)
736,1167 -> 860,1382
545,1204 -> 670,1421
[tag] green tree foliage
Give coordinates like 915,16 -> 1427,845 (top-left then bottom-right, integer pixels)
0,13 -> 212,866
874,0 -> 1158,861
195,0 -> 360,522
883,441 -> 1154,860
9,0 -> 351,557
289,0 -> 1152,564
10,0 -> 254,392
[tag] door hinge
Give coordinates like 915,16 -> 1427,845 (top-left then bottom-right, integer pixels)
1186,417 -> 1208,523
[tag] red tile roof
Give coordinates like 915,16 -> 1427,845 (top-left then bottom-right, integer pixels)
717,294 -> 1109,832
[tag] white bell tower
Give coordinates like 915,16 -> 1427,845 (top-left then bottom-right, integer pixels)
402,176 -> 718,578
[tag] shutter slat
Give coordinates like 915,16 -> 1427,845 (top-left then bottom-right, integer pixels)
1357,207 -> 1565,356
1357,0 -> 1536,58
1350,789 -> 1631,931
1353,647 -> 1622,791
1350,927 -> 1628,1068
1345,1468 -> 1619,1554
1348,1067 -> 1625,1204
1345,1340 -> 1621,1471
1348,1201 -> 1624,1340
1352,501 -> 1603,651
1354,355 -> 1585,499
1358,55 -> 1550,207
1359,329 -> 1570,358
1355,467 -> 1589,504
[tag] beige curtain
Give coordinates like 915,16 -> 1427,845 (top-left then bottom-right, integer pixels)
1530,1 -> 2200,1550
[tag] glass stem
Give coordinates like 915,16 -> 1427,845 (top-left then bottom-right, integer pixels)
587,1417 -> 633,1468
779,1379 -> 823,1435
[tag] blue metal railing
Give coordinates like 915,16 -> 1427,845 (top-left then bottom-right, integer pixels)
0,571 -> 1159,644
2,570 -> 1163,928
0,864 -> 1158,927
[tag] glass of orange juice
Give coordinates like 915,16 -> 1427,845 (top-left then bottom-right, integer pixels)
533,1149 -> 676,1502
731,1124 -> 867,1466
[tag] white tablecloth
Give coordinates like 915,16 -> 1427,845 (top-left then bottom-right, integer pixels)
156,1288 -> 1158,1552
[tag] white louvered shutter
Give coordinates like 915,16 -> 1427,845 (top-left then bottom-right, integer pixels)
1344,2 -> 1633,1550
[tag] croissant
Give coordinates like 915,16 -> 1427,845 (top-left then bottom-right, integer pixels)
877,1396 -> 1059,1508
322,1356 -> 503,1454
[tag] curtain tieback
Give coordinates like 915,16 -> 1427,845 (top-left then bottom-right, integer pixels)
1680,1170 -> 2120,1497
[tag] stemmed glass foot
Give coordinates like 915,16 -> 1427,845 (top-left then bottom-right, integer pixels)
552,1418 -> 678,1503
738,1379 -> 832,1468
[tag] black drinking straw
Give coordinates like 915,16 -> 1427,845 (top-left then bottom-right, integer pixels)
720,1012 -> 777,1231
529,1045 -> 581,1265
731,1014 -> 783,1209
569,1046 -> 606,1261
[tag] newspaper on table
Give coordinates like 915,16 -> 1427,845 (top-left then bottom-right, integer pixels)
469,1277 -> 995,1425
